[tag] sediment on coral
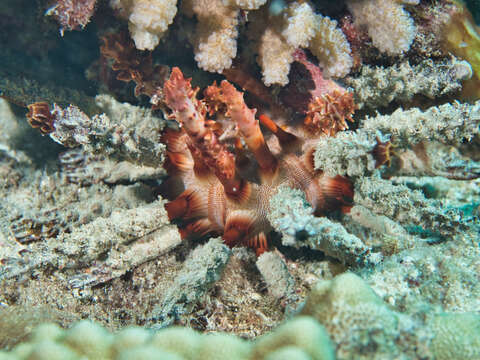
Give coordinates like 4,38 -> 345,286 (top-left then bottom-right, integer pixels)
26,95 -> 167,169
146,238 -> 231,329
314,101 -> 480,179
313,131 -> 380,177
346,58 -> 472,110
1,199 -> 180,284
345,204 -> 415,256
361,101 -> 480,146
267,187 -> 381,266
6,273 -> 480,360
354,176 -> 471,238
1,0 -> 480,359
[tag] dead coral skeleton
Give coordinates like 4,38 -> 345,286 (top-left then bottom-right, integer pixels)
0,2 -> 479,354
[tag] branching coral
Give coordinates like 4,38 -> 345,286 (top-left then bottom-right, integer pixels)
256,1 -> 353,85
2,197 -> 179,284
345,58 -> 473,110
147,238 -> 231,328
161,67 -> 354,255
361,101 -> 480,146
26,95 -> 167,168
314,100 -> 480,179
186,0 -> 243,73
348,0 -> 416,55
3,0 -> 480,358
267,187 -> 380,266
108,0 -> 352,85
110,0 -> 178,50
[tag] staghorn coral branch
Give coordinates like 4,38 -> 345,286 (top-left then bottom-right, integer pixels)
25,96 -> 167,169
163,67 -> 242,197
345,58 -> 472,110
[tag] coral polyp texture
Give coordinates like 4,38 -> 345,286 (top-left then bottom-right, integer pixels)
1,0 -> 480,359
162,67 -> 354,255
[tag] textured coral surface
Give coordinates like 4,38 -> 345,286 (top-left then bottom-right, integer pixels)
0,0 -> 479,359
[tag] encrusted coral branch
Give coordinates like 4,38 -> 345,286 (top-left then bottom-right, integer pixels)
361,100 -> 480,146
147,238 -> 231,328
354,177 -> 470,237
314,101 -> 480,178
314,131 -> 380,178
26,95 -> 167,168
2,200 -> 179,283
346,58 -> 472,110
267,187 -> 380,266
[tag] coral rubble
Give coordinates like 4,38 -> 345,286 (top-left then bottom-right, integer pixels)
0,0 -> 479,359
